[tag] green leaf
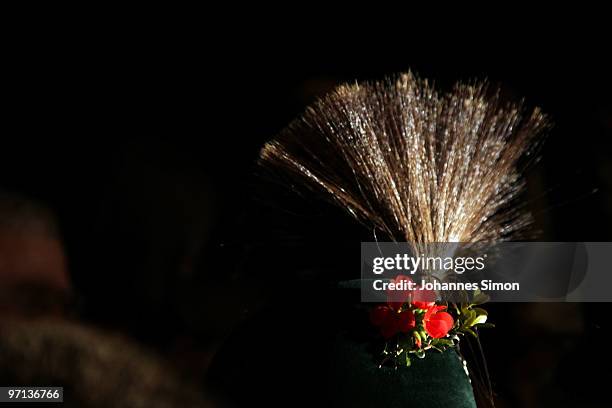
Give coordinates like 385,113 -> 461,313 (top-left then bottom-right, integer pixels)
464,309 -> 476,320
434,338 -> 455,347
464,328 -> 478,338
461,310 -> 477,327
463,307 -> 488,326
472,315 -> 488,325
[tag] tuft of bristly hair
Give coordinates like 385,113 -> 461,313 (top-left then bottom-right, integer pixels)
259,72 -> 549,243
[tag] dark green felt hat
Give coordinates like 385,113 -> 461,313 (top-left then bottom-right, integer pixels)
208,286 -> 476,407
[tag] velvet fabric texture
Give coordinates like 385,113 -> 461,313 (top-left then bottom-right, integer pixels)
329,332 -> 476,408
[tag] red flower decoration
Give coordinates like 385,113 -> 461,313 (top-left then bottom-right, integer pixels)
370,305 -> 415,339
412,286 -> 436,310
370,275 -> 416,338
423,305 -> 454,338
411,286 -> 436,310
370,275 -> 454,340
386,275 -> 413,311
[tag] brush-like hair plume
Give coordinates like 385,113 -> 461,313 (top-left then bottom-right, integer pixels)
260,73 -> 548,243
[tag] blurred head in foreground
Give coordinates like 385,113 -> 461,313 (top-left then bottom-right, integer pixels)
0,192 -> 217,407
0,192 -> 71,319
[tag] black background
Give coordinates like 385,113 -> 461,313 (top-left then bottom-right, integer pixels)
2,24 -> 611,407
